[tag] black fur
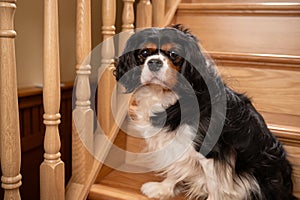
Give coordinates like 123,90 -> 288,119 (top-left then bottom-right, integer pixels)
115,25 -> 295,200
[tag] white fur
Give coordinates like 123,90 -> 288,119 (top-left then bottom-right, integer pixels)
128,84 -> 260,200
140,54 -> 172,87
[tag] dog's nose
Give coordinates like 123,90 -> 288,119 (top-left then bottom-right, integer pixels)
147,59 -> 163,72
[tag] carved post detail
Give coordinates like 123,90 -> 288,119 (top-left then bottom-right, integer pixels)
122,0 -> 135,32
71,0 -> 94,186
118,0 -> 135,56
0,1 -> 22,199
98,0 -> 116,136
136,0 -> 152,28
40,0 -> 65,199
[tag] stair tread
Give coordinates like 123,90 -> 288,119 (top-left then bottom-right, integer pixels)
89,170 -> 186,200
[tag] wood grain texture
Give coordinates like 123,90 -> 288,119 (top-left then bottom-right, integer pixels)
218,66 -> 300,116
284,145 -> 300,198
98,0 -> 116,134
65,0 -> 97,199
174,2 -> 300,197
136,0 -> 152,28
40,0 -> 65,199
0,1 -> 22,199
175,4 -> 300,56
89,170 -> 186,200
152,0 -> 165,27
122,0 -> 135,32
178,2 -> 300,15
163,0 -> 181,27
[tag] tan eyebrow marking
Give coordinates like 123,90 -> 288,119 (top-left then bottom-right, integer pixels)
142,42 -> 157,50
161,43 -> 176,52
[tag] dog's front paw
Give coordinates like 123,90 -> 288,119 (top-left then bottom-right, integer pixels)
141,182 -> 174,200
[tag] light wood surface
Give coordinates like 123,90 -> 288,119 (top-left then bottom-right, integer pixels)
119,0 -> 135,53
152,0 -> 165,27
174,2 -> 300,197
122,0 -> 135,32
89,170 -> 186,200
40,0 -> 65,199
136,0 -> 152,28
176,3 -> 300,56
163,0 -> 181,27
98,0 -> 116,135
65,0 -> 95,199
0,0 -> 22,199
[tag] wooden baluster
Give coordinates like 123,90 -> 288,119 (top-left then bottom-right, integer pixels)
164,0 -> 181,27
40,0 -> 65,199
136,0 -> 152,28
152,0 -> 165,27
166,0 -> 173,13
119,0 -> 135,54
98,0 -> 116,137
70,0 -> 94,188
122,0 -> 135,32
0,1 -> 22,199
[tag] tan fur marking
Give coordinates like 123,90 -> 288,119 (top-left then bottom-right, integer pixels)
142,42 -> 157,51
161,43 -> 176,52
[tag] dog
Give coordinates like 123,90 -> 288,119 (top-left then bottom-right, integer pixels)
115,25 -> 295,200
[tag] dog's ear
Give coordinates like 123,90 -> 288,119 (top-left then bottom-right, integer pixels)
115,50 -> 141,93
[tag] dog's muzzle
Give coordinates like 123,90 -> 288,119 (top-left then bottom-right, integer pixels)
147,58 -> 163,72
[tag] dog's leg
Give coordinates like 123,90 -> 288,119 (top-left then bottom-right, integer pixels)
141,177 -> 179,200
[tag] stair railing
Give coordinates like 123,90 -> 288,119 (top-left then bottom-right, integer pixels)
42,0 -> 182,199
0,0 -> 22,199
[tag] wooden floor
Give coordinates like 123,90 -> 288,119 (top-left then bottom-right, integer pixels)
88,170 -> 187,200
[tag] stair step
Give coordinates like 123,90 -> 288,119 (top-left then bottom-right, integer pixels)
88,170 -> 186,200
89,184 -> 150,200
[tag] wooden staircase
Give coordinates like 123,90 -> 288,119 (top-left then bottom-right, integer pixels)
1,0 -> 299,199
88,171 -> 184,200
86,1 -> 300,199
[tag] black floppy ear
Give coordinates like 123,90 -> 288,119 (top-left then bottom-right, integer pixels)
115,50 -> 141,93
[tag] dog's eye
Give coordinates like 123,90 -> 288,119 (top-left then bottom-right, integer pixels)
169,50 -> 179,59
140,49 -> 149,58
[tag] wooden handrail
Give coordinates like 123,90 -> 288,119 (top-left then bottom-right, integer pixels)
40,0 -> 65,199
0,1 -> 22,199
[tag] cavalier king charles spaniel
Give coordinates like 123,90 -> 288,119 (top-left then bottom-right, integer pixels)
115,25 -> 295,200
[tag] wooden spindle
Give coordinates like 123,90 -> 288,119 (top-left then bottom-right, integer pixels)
164,0 -> 181,27
122,0 -> 135,32
0,1 -> 22,199
136,0 -> 152,28
66,1 -> 95,199
40,0 -> 65,199
98,0 -> 116,136
152,0 -> 165,27
119,0 -> 135,54
72,0 -> 93,185
166,0 -> 173,12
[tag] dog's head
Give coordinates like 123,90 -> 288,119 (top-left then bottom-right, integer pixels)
115,25 -> 213,95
